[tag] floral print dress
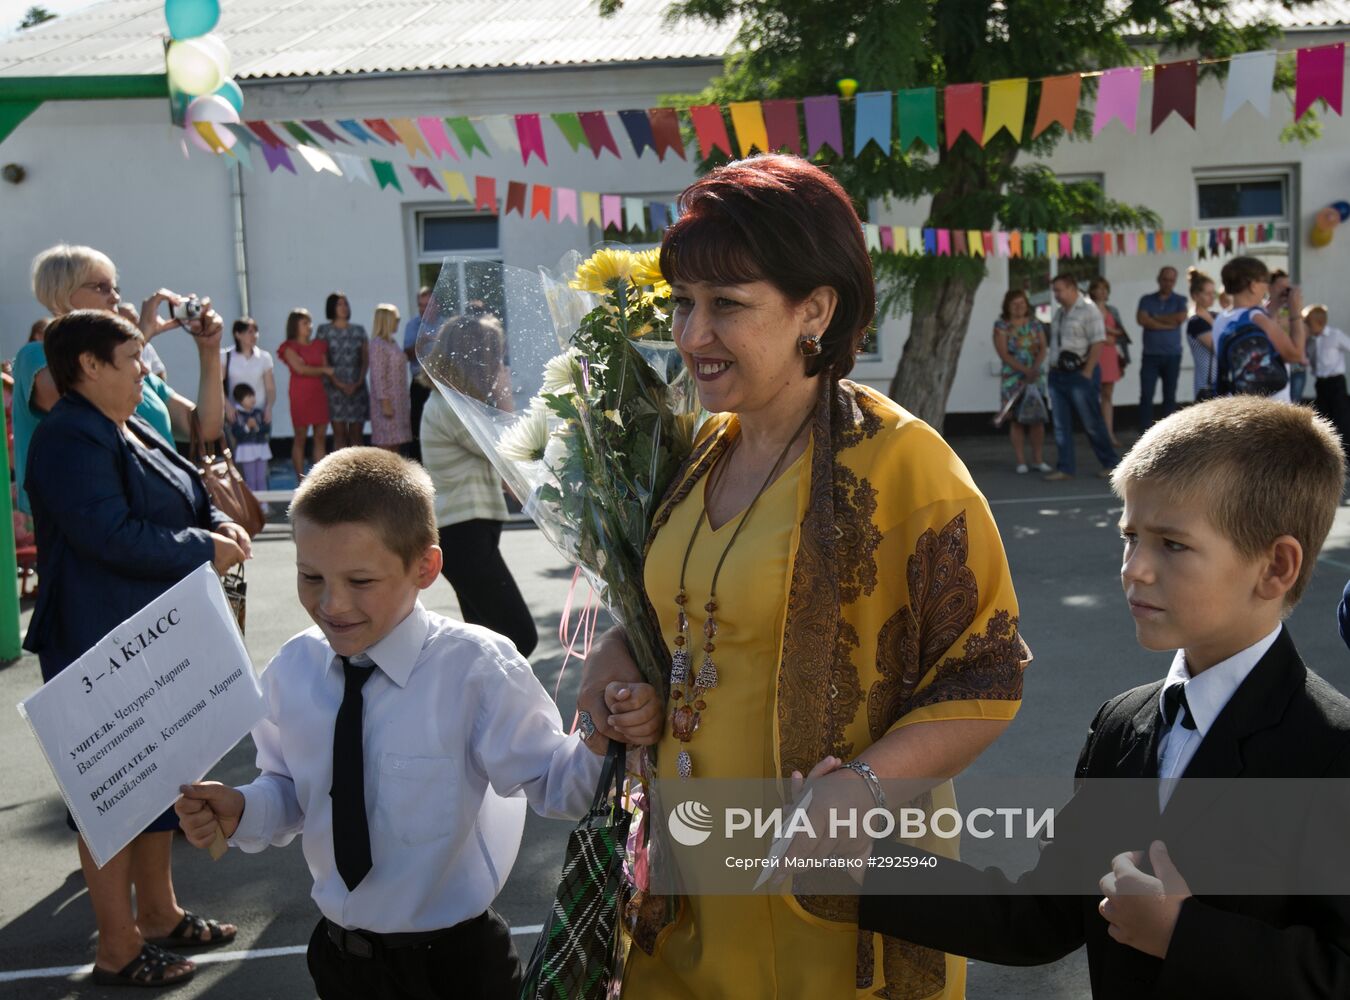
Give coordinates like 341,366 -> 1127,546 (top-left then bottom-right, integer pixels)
316,322 -> 371,423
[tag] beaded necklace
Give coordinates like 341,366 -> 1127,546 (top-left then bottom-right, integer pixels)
669,409 -> 814,779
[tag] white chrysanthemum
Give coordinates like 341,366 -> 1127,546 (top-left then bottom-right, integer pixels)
542,431 -> 571,474
497,401 -> 550,464
541,349 -> 582,395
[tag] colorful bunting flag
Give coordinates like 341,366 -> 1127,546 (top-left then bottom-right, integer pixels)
282,121 -> 318,146
504,180 -> 527,216
531,184 -> 552,219
854,91 -> 893,155
689,105 -> 733,158
247,121 -> 289,148
371,159 -> 401,191
337,119 -> 377,144
984,78 -> 1028,143
227,132 -> 253,170
390,118 -> 432,157
897,88 -> 938,149
923,229 -> 937,254
578,111 -> 622,159
296,144 -> 340,175
1009,231 -> 1022,257
262,143 -> 296,173
649,202 -> 668,232
1296,43 -> 1345,120
728,101 -> 770,157
482,116 -> 521,156
967,230 -> 983,257
516,114 -> 548,165
193,122 -> 229,154
409,166 -> 442,191
803,95 -> 844,156
557,187 -> 578,223
550,113 -> 590,153
475,176 -> 496,212
937,229 -> 952,255
448,117 -> 489,157
982,232 -> 996,257
303,120 -> 347,145
364,119 -> 401,146
624,197 -> 646,231
335,152 -> 370,184
894,227 -> 910,254
944,83 -> 983,149
581,192 -> 602,227
762,99 -> 802,155
1223,50 -> 1277,120
1152,60 -> 1198,131
648,108 -> 686,160
864,224 -> 881,252
443,170 -> 472,202
907,228 -> 922,255
601,194 -> 623,230
880,226 -> 894,251
997,231 -> 1010,257
418,117 -> 459,160
618,110 -> 656,157
1093,67 -> 1143,135
1033,74 -> 1080,137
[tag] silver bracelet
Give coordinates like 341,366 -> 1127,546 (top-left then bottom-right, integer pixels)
841,760 -> 886,810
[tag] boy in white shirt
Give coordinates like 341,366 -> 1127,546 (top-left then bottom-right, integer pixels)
175,448 -> 661,998
1304,304 -> 1350,449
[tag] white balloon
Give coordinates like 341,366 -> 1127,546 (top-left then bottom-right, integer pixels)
186,93 -> 239,152
166,35 -> 230,96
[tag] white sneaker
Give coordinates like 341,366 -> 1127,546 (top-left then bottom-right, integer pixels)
1035,462 -> 1052,473
1015,464 -> 1029,474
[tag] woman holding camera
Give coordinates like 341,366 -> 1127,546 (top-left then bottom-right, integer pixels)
18,246 -> 226,511
24,309 -> 248,988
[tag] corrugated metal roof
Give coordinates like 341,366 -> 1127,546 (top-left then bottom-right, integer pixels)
1,0 -> 1345,80
0,0 -> 740,78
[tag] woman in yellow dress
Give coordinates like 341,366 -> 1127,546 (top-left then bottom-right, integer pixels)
580,154 -> 1029,999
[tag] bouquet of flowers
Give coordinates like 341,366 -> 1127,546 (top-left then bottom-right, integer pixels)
415,245 -> 701,699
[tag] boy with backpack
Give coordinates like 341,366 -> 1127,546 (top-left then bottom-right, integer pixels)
1208,256 -> 1307,400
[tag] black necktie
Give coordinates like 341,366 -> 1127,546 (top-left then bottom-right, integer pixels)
1161,683 -> 1197,731
332,656 -> 377,891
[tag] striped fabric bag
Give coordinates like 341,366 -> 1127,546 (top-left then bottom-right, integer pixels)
521,740 -> 632,1000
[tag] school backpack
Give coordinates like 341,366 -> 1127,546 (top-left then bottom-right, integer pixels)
1213,307 -> 1288,398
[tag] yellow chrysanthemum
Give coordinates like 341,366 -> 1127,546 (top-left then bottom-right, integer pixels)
570,248 -> 635,293
629,248 -> 665,288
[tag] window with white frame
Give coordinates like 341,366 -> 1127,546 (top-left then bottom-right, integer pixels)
1194,171 -> 1295,279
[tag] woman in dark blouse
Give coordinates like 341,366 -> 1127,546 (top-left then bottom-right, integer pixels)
24,311 -> 249,988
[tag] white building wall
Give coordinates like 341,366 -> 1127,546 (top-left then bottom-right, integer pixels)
3,41 -> 1349,434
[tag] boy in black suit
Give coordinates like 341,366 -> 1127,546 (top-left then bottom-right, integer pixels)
857,396 -> 1350,998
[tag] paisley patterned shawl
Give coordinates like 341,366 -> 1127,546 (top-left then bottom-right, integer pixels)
632,378 -> 1030,999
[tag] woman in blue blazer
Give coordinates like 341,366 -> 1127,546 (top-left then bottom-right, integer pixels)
23,311 -> 250,989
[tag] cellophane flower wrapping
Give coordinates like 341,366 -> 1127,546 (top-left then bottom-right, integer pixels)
416,247 -> 699,951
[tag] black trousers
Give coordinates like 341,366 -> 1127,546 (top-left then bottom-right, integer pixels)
438,520 -> 538,657
1314,375 -> 1350,455
307,912 -> 522,1000
408,378 -> 433,463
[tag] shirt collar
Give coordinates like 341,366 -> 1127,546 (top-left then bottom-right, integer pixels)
326,601 -> 430,688
1158,624 -> 1283,736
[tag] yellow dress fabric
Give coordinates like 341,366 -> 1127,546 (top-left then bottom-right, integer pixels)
623,383 -> 1026,999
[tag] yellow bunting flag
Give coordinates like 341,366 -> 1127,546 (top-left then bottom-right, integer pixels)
893,226 -> 909,254
984,78 -> 1029,143
968,230 -> 984,256
442,171 -> 473,202
728,101 -> 770,157
1047,232 -> 1059,258
581,192 -> 603,227
1137,232 -> 1147,254
390,117 -> 432,158
193,121 -> 228,154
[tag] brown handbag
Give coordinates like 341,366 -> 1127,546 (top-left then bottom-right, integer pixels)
189,411 -> 266,538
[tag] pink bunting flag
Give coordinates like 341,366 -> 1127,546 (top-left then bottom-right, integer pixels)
996,231 -> 1010,257
601,194 -> 623,230
409,166 -> 441,191
936,229 -> 951,256
879,227 -> 894,251
1059,233 -> 1073,258
1093,67 -> 1143,135
556,187 -> 578,224
1092,232 -> 1104,255
417,117 -> 460,160
516,114 -> 548,165
982,232 -> 995,257
1295,44 -> 1345,120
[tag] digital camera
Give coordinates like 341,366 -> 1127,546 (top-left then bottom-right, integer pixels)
171,296 -> 204,324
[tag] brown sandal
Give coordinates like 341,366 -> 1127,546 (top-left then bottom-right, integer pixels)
146,910 -> 237,950
91,944 -> 195,988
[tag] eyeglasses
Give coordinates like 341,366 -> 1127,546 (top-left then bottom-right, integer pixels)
81,281 -> 120,296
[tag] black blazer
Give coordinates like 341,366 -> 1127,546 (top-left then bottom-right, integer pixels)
859,627 -> 1350,999
23,392 -> 229,680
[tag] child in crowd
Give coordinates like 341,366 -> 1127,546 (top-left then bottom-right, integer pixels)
859,397 -> 1350,998
1209,256 -> 1306,400
228,382 -> 271,496
176,449 -> 661,999
1305,304 -> 1350,450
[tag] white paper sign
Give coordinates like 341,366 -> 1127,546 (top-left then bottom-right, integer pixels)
18,563 -> 265,867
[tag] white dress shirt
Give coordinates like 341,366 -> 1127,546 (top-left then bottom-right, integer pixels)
230,601 -> 603,932
1155,625 -> 1282,808
1309,326 -> 1350,379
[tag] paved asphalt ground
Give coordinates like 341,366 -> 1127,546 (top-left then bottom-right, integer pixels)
5,429 -> 1350,999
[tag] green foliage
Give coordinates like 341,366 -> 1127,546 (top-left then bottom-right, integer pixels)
19,6 -> 57,29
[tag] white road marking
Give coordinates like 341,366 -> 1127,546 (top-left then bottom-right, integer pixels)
0,926 -> 546,983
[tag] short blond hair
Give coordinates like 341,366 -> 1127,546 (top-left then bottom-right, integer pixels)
1111,397 -> 1345,606
32,244 -> 115,317
1303,304 -> 1329,323
371,303 -> 400,343
289,448 -> 436,567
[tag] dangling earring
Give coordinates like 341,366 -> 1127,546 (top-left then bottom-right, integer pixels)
798,332 -> 822,357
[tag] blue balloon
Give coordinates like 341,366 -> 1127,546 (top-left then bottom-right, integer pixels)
214,79 -> 244,113
165,0 -> 220,40
1334,201 -> 1350,223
